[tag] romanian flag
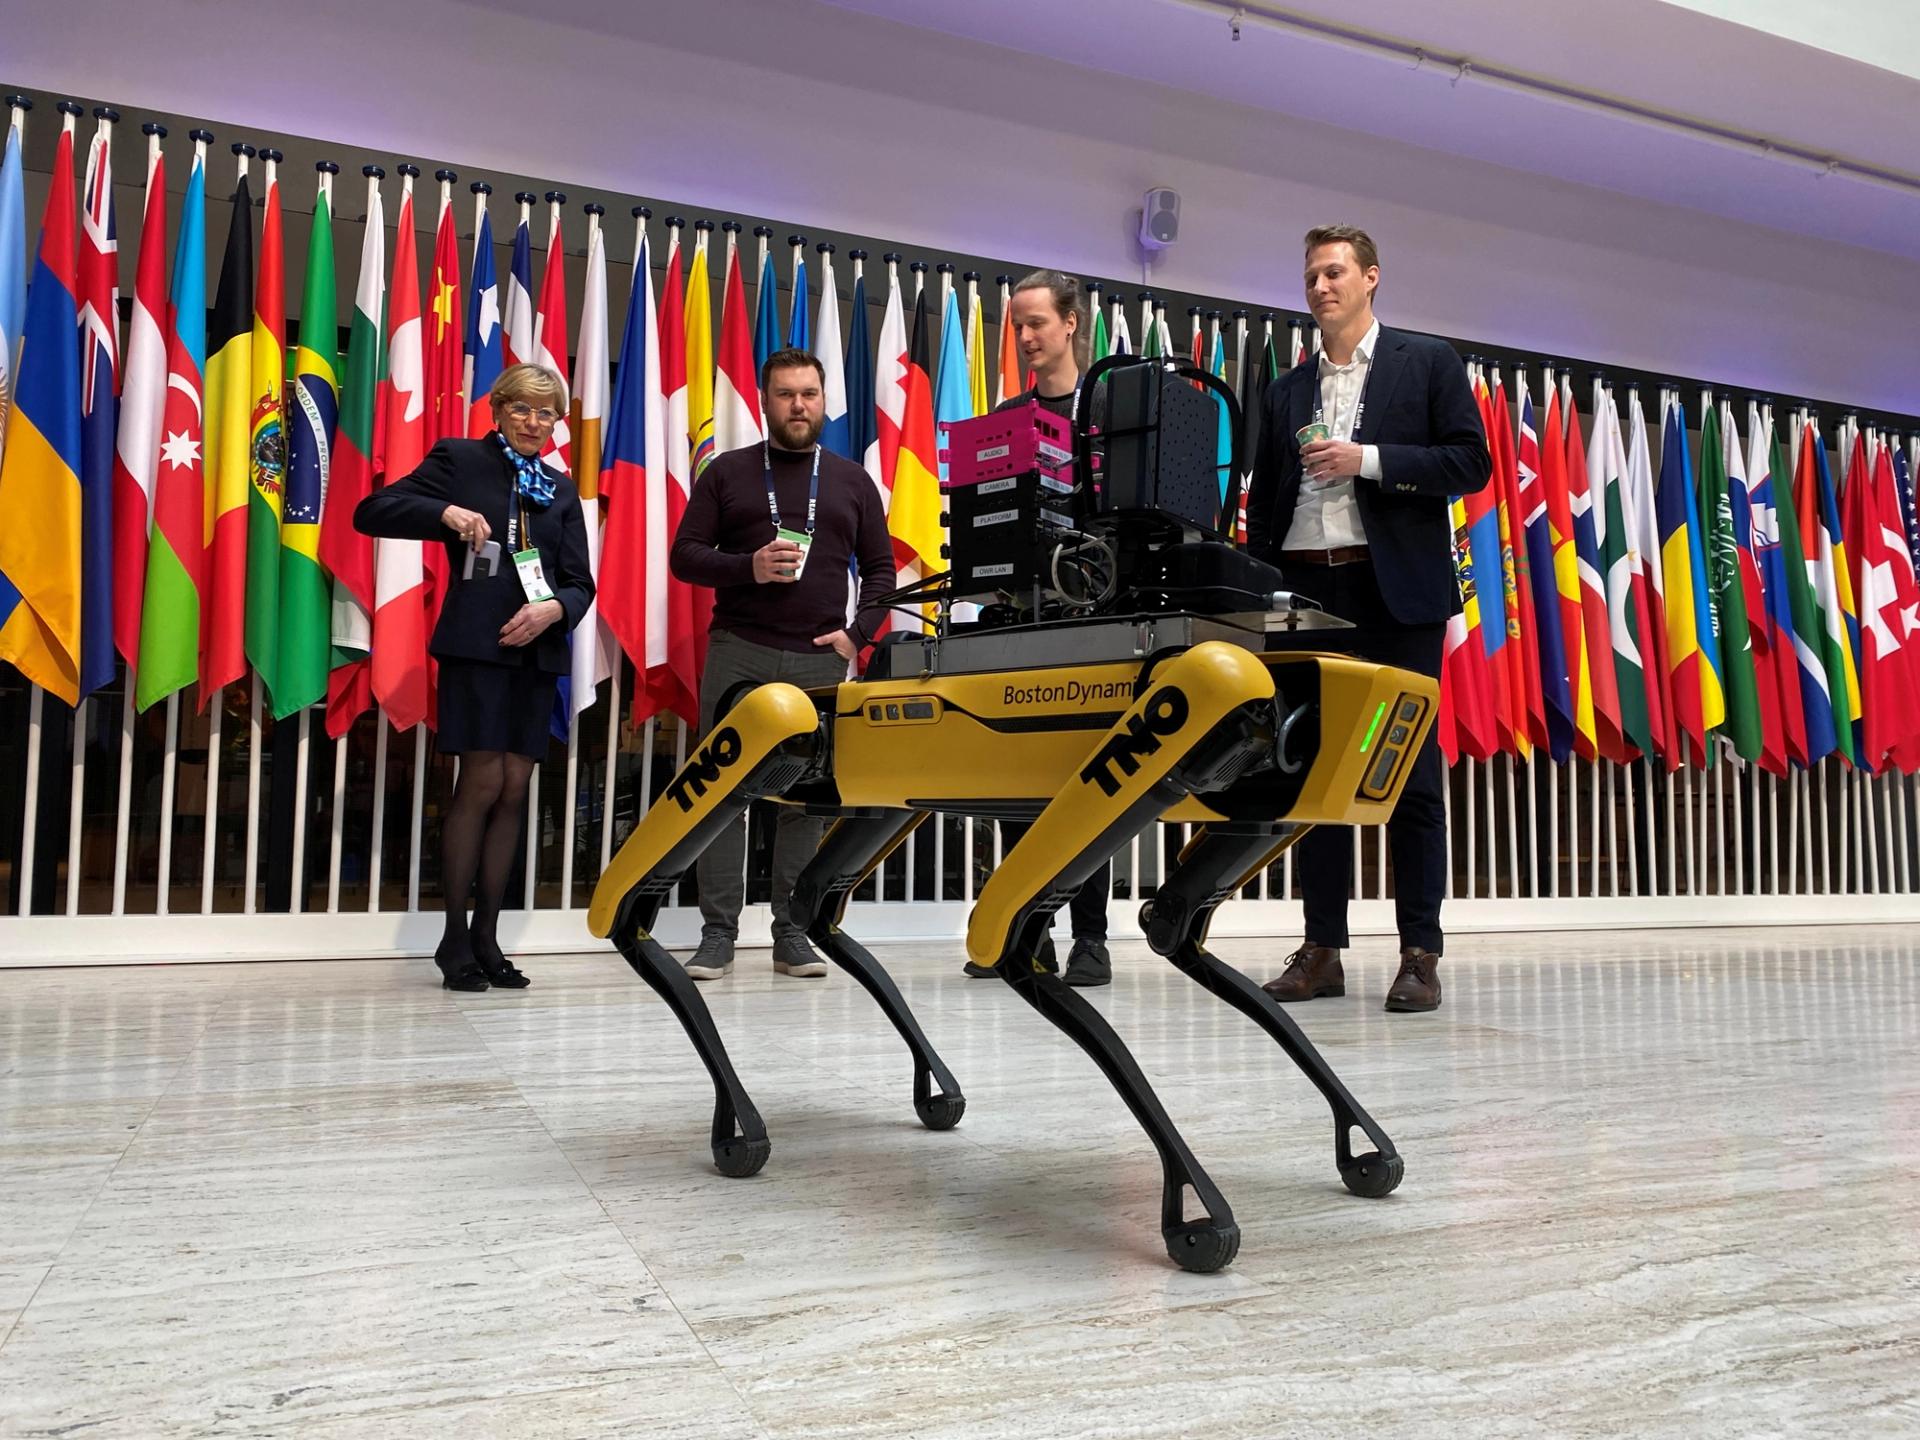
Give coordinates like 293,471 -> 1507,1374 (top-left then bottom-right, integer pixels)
685,224 -> 716,478
113,126 -> 167,672
77,110 -> 119,700
0,117 -> 83,702
462,190 -> 502,437
714,227 -> 763,456
243,156 -> 285,694
1656,396 -> 1724,767
370,173 -> 430,733
135,136 -> 208,713
317,168 -> 383,738
202,156 -> 254,698
276,164 -> 336,720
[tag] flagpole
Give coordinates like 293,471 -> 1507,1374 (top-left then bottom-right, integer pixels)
369,711 -> 388,911
158,693 -> 180,913
327,718 -> 346,912
17,685 -> 43,916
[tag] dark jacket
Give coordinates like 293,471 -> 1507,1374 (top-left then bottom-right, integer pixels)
354,436 -> 595,674
1246,324 -> 1489,625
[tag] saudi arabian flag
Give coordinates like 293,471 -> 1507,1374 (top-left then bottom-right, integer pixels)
277,175 -> 337,718
1700,401 -> 1760,758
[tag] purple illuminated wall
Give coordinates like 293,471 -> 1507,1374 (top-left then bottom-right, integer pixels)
7,0 -> 1916,414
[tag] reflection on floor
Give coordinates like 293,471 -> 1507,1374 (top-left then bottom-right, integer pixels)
1,928 -> 1916,1438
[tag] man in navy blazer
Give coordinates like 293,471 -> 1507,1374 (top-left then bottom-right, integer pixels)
1246,225 -> 1489,1013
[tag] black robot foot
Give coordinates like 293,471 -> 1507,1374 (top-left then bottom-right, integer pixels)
1339,1150 -> 1404,1198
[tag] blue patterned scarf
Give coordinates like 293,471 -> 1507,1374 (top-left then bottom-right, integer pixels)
494,432 -> 556,507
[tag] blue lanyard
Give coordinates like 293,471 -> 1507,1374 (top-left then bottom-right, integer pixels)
763,442 -> 822,536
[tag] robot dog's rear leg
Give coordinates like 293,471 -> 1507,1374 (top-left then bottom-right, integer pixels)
1142,825 -> 1403,1200
611,903 -> 770,1179
789,811 -> 966,1131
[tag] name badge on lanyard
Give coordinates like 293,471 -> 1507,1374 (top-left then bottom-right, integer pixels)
765,442 -> 822,581
506,481 -> 556,604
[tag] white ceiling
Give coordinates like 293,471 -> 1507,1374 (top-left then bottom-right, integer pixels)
812,0 -> 1920,261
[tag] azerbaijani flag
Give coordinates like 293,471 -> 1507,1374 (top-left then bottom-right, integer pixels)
135,135 -> 208,713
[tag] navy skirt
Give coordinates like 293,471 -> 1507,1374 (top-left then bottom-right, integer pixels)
436,657 -> 555,758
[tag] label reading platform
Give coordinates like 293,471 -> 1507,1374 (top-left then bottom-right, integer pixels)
972,509 -> 1019,528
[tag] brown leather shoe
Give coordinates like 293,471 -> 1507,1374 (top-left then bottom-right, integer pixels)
1385,948 -> 1441,1012
1262,943 -> 1345,1002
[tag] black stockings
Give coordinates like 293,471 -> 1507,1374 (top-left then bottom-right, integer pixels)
440,750 -> 535,961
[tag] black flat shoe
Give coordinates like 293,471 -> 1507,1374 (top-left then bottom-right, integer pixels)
435,941 -> 490,992
471,936 -> 530,990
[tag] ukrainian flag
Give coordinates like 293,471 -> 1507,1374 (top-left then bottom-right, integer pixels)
0,126 -> 83,704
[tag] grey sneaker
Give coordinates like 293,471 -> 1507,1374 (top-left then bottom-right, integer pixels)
772,933 -> 828,978
684,934 -> 735,981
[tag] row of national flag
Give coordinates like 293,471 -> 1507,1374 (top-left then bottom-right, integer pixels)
0,103 -> 1038,739
5,99 -> 1916,778
1436,362 -> 1919,777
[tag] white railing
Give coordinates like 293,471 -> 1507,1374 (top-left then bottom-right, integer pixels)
6,661 -> 1920,967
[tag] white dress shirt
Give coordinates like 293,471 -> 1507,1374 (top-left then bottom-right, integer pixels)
1286,318 -> 1383,551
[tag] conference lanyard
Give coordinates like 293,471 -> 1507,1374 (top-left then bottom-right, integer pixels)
1312,350 -> 1373,445
504,485 -> 534,554
764,442 -> 822,537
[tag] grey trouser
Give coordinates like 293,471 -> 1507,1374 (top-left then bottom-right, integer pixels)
694,630 -> 849,941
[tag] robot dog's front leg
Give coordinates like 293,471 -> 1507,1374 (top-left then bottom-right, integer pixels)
587,684 -> 825,1179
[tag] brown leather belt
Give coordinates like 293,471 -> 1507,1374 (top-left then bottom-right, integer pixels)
1281,545 -> 1371,567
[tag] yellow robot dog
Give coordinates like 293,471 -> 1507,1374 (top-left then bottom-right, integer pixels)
586,358 -> 1437,1273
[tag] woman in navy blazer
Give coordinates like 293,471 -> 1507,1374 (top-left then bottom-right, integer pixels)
355,363 -> 595,992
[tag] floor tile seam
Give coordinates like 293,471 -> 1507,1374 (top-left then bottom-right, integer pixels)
452,997 -> 776,1438
0,983 -> 238,1356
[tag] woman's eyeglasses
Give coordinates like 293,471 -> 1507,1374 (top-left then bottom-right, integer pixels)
505,402 -> 561,426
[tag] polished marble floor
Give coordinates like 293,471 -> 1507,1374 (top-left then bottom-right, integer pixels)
1,927 -> 1916,1438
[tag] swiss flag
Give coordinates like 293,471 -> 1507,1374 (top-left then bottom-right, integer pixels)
1843,432 -> 1920,772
